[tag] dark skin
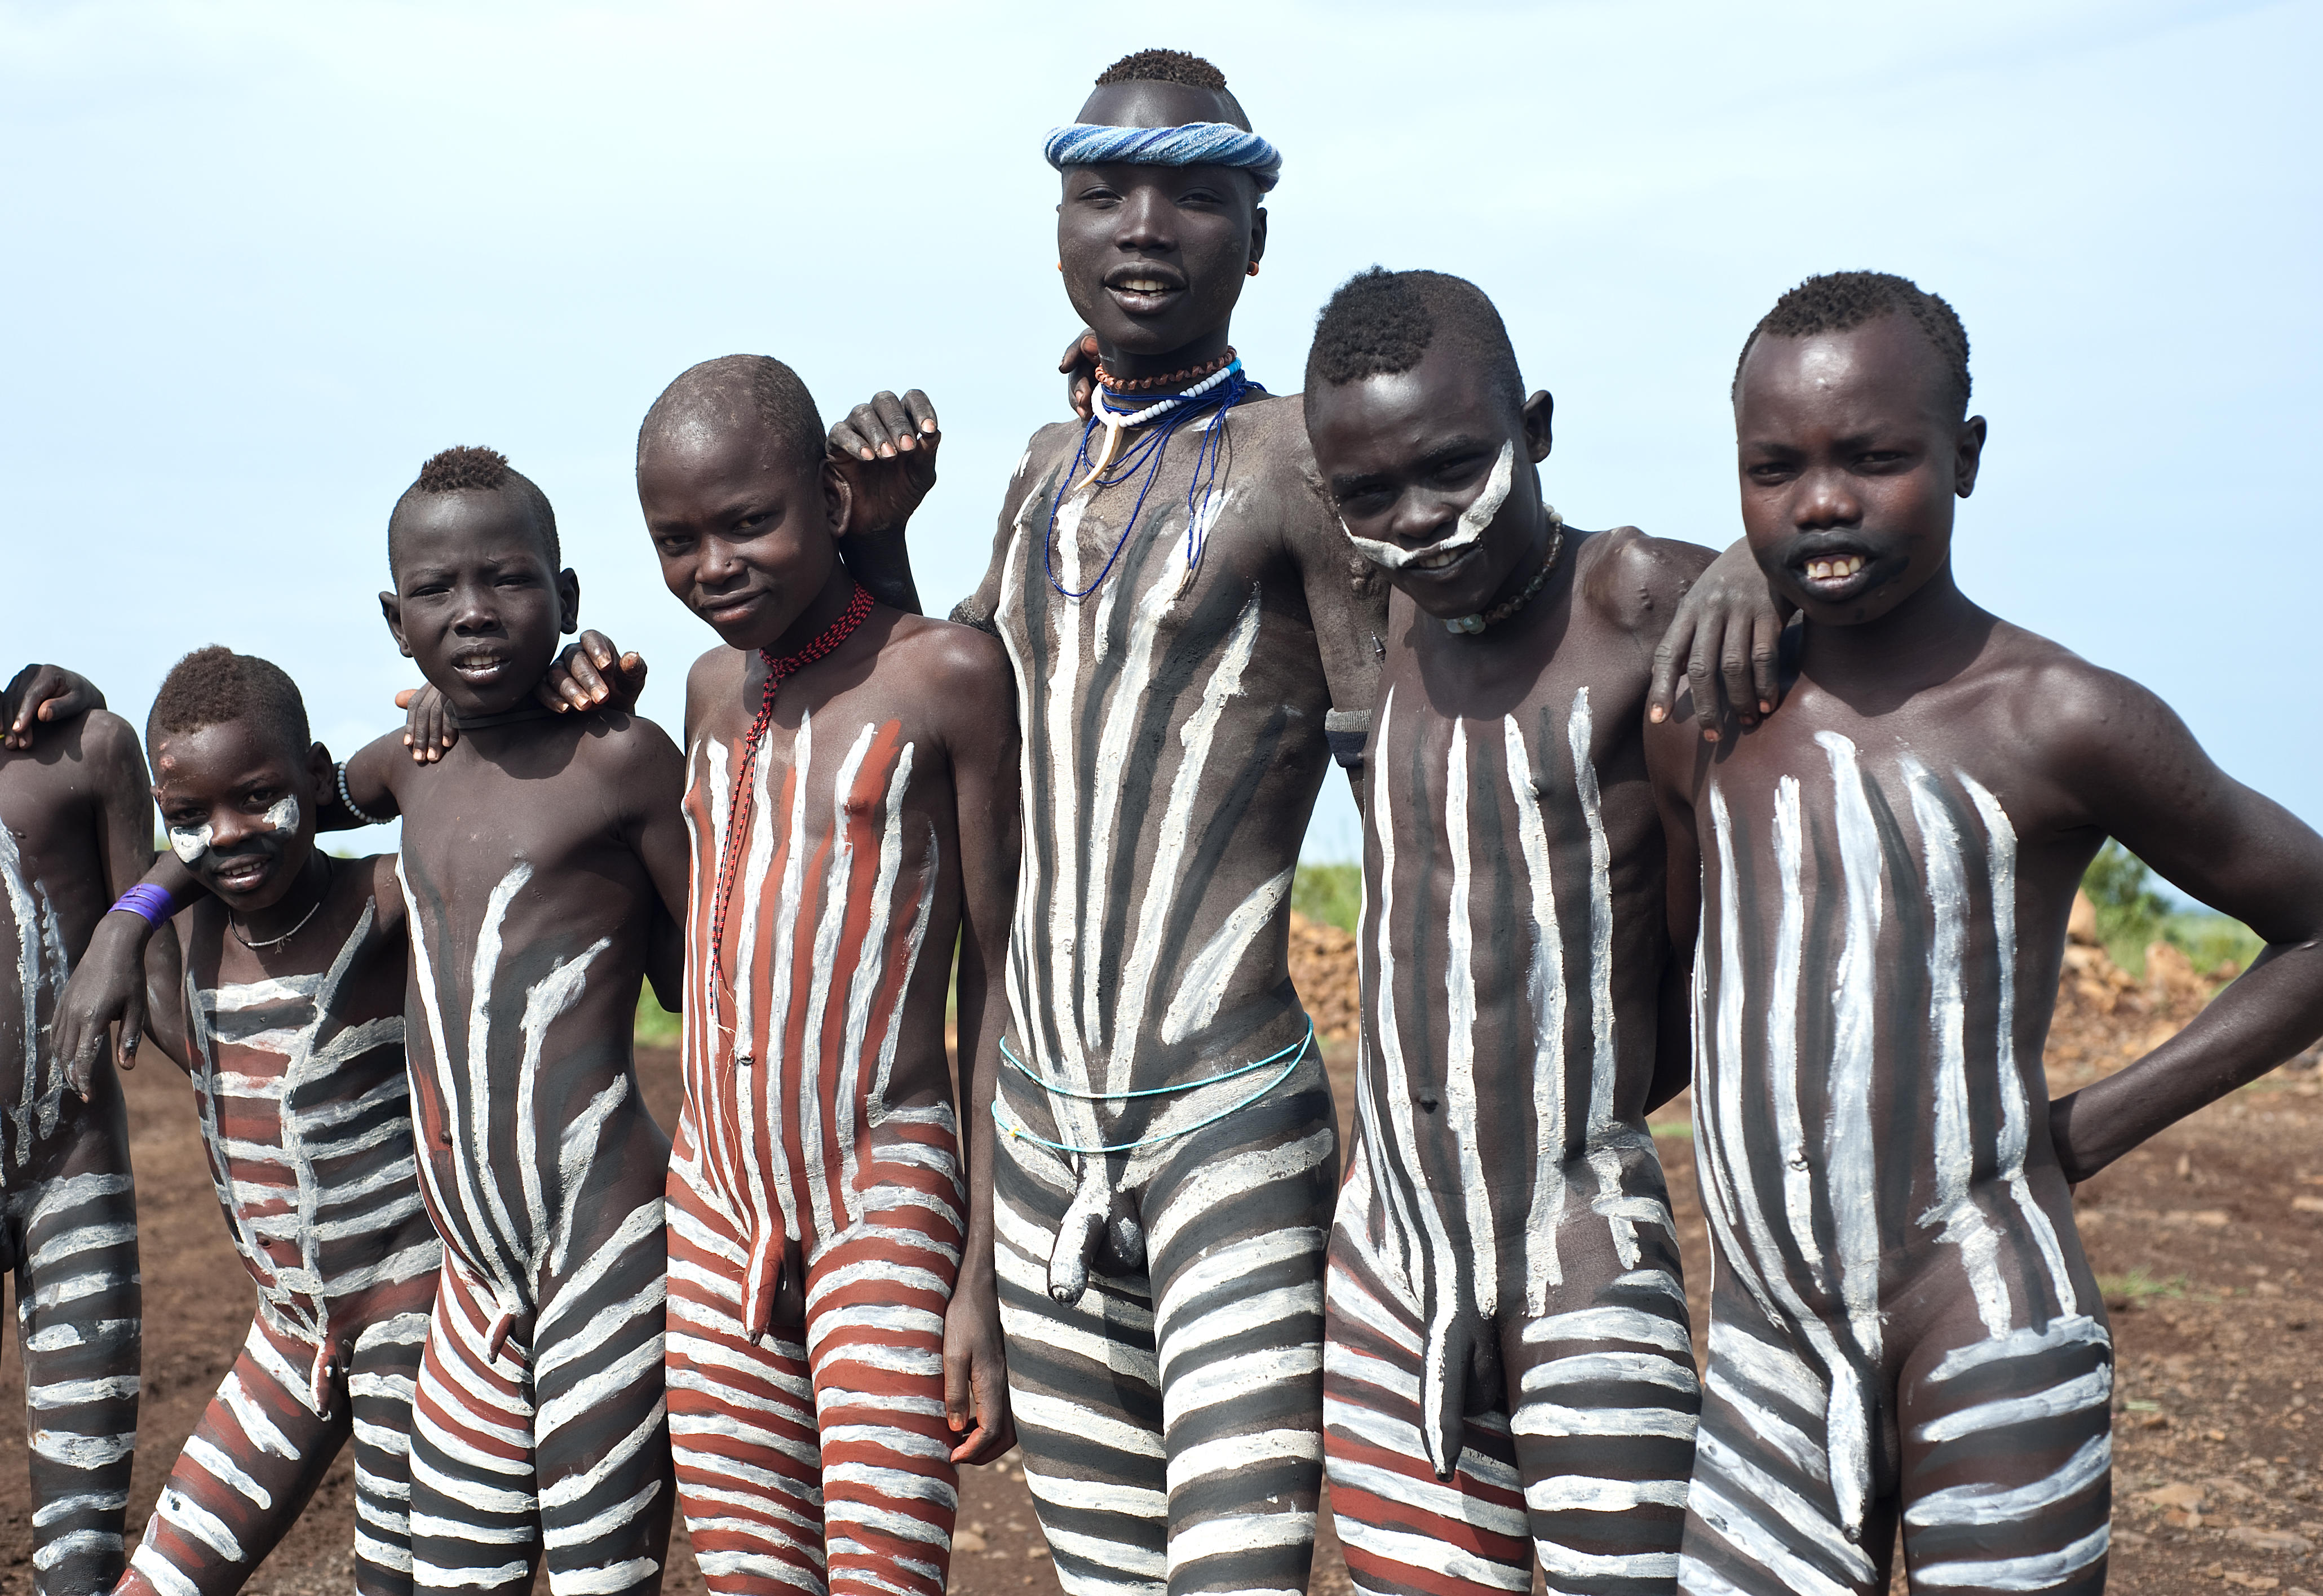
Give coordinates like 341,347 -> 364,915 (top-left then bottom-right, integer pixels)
1306,342 -> 1732,1479
1649,313 -> 2323,1185
639,397 -> 1020,1464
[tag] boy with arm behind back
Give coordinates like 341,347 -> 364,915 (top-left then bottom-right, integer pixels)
1646,272 -> 2323,1595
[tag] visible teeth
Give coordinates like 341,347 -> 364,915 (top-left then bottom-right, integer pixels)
1805,555 -> 1865,582
1118,277 -> 1170,291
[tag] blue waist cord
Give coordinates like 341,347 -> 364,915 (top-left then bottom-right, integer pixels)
993,1023 -> 1315,1155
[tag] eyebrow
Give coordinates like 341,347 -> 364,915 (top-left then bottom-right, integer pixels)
1329,436 -> 1497,496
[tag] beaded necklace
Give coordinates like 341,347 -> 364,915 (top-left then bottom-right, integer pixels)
707,581 -> 877,1029
1045,358 -> 1259,601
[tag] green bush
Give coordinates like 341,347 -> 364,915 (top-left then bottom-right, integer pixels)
636,988 -> 682,1047
1293,863 -> 1362,937
2081,841 -> 2260,978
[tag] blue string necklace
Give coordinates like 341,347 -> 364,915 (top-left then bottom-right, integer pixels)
1043,358 -> 1258,601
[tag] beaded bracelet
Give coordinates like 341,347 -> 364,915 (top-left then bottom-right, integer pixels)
336,762 -> 388,827
109,882 -> 185,926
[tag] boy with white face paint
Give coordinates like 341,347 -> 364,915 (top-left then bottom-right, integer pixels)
1301,268 -> 1784,1596
63,646 -> 441,1596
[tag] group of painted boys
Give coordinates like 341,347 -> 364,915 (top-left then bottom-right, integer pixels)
6,42 -> 2319,1596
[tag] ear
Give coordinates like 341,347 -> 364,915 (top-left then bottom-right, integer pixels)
1249,205 -> 1269,269
1954,415 -> 1987,498
1522,391 -> 1554,464
556,569 -> 581,635
378,592 -> 413,658
306,741 -> 335,802
821,459 -> 854,540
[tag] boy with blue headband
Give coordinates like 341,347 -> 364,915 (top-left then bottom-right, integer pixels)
834,47 -> 1379,1596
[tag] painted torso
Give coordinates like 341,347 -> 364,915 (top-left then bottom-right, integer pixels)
0,741 -> 116,1183
180,865 -> 440,1403
677,684 -> 962,1273
990,396 -> 1352,1130
1691,713 -> 2088,1335
1355,530 -> 1685,1321
389,714 -> 672,1305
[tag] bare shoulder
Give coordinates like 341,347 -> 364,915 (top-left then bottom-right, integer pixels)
1969,620 -> 2184,760
1578,526 -> 1715,642
879,613 -> 1014,732
76,707 -> 144,770
576,708 -> 685,775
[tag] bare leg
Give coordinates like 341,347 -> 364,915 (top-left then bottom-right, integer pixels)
13,1085 -> 139,1596
349,1308 -> 433,1596
408,1255 -> 542,1596
117,1318 -> 348,1596
531,1194 -> 672,1596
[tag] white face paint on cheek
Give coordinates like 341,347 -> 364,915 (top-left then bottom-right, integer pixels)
261,795 -> 300,834
1342,442 -> 1517,572
169,824 -> 213,865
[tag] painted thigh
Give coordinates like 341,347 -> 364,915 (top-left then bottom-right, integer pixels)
1505,1216 -> 1697,1596
1677,1296 -> 1895,1596
531,1194 -> 674,1596
994,1128 -> 1169,1596
1324,1158 -> 1532,1596
120,1317 -> 349,1596
347,1305 -> 433,1596
409,1254 -> 542,1596
804,1199 -> 961,1596
666,1147 -> 824,1594
1142,1083 -> 1337,1596
12,1118 -> 140,1596
1893,1306 -> 2112,1595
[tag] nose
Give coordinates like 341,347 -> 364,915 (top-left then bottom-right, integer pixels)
1794,467 -> 1862,531
698,534 -> 746,589
1115,186 -> 1176,254
1388,487 -> 1459,548
207,808 -> 267,850
450,579 -> 499,634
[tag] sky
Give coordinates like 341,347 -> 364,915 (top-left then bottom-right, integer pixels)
5,0 -> 2317,872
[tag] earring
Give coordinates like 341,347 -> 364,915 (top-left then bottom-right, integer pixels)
1056,261 -> 1064,271
1246,260 -> 1261,277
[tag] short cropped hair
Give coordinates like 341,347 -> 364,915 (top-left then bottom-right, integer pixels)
1304,267 -> 1526,421
1734,271 -> 1972,417
147,646 -> 311,757
1095,49 -> 1228,90
388,445 -> 561,575
638,354 -> 825,477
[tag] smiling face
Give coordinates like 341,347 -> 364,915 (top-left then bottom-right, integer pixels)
151,719 -> 331,912
638,414 -> 847,653
1734,314 -> 1986,626
1058,81 -> 1266,366
1306,340 -> 1556,620
380,489 -> 577,716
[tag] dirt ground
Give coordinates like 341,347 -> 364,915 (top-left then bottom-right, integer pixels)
7,920 -> 2319,1595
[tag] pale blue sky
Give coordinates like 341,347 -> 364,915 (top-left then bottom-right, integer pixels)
6,1 -> 2316,868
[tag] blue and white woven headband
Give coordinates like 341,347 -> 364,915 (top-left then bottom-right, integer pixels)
1044,122 -> 1282,193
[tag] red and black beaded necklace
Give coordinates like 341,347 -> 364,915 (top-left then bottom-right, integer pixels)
707,580 -> 877,1029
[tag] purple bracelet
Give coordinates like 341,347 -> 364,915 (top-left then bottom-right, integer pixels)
110,883 -> 183,926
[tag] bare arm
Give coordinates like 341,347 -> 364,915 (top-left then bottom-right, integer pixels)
1643,705 -> 1710,1111
1282,456 -> 1389,806
324,729 -> 410,828
608,718 -> 693,1013
90,712 -> 186,1074
2043,674 -> 2323,1180
4,663 -> 107,750
937,629 -> 1021,1464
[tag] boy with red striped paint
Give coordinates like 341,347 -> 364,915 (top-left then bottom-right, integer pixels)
638,355 -> 1018,1596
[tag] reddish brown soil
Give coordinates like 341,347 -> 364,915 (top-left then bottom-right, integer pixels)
6,928 -> 2315,1594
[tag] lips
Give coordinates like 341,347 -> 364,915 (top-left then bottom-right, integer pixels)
697,588 -> 768,626
1792,544 -> 1879,600
1104,261 -> 1187,316
450,649 -> 511,682
210,853 -> 273,893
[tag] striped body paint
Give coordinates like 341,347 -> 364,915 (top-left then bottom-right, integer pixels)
1679,735 -> 2109,1595
1326,682 -> 1697,1596
121,903 -> 441,1596
1,819 -> 140,1596
397,856 -> 674,1596
665,714 -> 965,1596
980,408 -> 1349,1596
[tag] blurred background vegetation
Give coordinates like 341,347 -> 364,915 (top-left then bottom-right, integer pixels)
2079,840 -> 2260,978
